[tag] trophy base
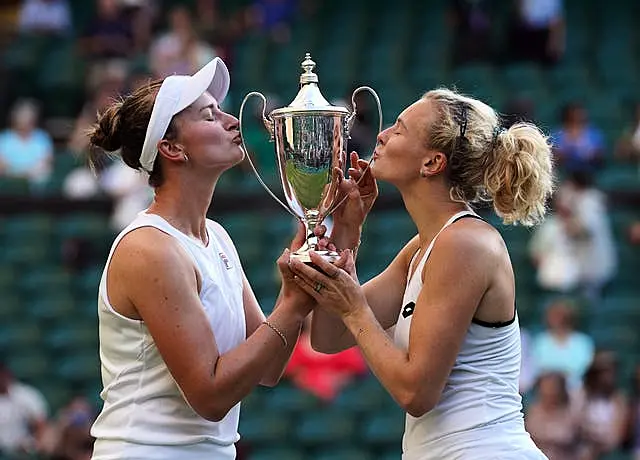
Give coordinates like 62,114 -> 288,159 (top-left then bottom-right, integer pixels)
291,250 -> 340,265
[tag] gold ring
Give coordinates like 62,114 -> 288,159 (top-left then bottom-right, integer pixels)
314,282 -> 323,293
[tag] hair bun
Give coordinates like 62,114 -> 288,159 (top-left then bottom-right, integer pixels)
89,102 -> 123,153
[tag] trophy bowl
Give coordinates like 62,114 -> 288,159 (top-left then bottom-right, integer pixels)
239,53 -> 382,263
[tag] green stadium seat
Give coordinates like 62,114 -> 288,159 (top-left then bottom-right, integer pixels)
3,214 -> 53,241
0,321 -> 42,350
262,384 -> 320,414
334,378 -> 387,414
26,295 -> 76,321
19,267 -> 71,295
239,412 -> 290,444
0,176 -> 30,195
0,294 -> 22,324
294,408 -> 355,446
44,322 -> 97,351
376,449 -> 403,460
54,350 -> 101,385
248,448 -> 304,460
314,447 -> 373,460
7,350 -> 50,382
360,409 -> 405,447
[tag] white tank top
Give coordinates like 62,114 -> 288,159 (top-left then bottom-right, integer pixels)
394,211 -> 538,460
91,212 -> 246,460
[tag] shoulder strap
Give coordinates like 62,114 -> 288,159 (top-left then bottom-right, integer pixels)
408,210 -> 482,284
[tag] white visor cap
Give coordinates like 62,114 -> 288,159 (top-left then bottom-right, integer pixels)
139,57 -> 230,172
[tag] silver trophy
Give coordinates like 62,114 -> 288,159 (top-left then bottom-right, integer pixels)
239,53 -> 382,263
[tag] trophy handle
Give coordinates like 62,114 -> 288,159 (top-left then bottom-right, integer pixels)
239,91 -> 298,219
327,86 -> 383,216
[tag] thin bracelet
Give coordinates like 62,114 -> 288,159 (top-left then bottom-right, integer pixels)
263,320 -> 288,348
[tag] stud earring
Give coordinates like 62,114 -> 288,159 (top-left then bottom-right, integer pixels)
184,154 -> 189,162
420,170 -> 427,178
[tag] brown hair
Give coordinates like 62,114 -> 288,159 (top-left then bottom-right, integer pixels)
87,80 -> 179,187
422,89 -> 554,226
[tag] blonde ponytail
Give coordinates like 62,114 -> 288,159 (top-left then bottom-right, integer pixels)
484,123 -> 554,226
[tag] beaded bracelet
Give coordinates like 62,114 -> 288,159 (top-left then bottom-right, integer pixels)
263,320 -> 288,348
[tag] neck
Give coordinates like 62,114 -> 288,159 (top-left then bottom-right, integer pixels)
148,172 -> 219,245
399,180 -> 469,248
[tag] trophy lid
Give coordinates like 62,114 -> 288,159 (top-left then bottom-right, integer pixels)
270,53 -> 349,117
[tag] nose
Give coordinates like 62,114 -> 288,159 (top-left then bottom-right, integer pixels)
376,127 -> 390,145
224,112 -> 239,131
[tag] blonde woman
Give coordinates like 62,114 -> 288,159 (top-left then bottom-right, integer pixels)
285,89 -> 553,459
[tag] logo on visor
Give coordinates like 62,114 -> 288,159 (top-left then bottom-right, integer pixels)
402,302 -> 415,318
219,252 -> 232,270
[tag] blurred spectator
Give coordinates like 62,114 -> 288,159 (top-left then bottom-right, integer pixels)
196,0 -> 242,60
502,96 -> 536,127
68,68 -> 128,156
556,172 -> 617,301
520,328 -> 537,395
530,172 -> 616,301
574,351 -> 627,459
628,364 -> 640,460
79,0 -> 134,62
42,396 -> 95,460
449,0 -> 493,65
614,102 -> 640,166
284,316 -> 367,401
63,159 -> 152,232
525,372 -> 579,460
630,221 -> 640,245
149,5 -> 218,79
245,0 -> 297,43
0,99 -> 53,187
0,361 -> 49,455
508,0 -> 565,65
119,0 -> 158,54
18,0 -> 72,36
531,299 -> 594,389
552,103 -> 605,175
529,200 -> 580,293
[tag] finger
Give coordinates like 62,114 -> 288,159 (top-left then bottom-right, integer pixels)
276,249 -> 295,279
308,251 -> 341,279
292,275 -> 321,301
290,255 -> 332,285
350,151 -> 360,169
348,167 -> 362,181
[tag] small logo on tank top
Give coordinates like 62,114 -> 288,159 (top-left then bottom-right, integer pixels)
219,252 -> 232,270
402,301 -> 415,318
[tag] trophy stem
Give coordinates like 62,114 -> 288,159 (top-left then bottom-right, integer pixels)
290,212 -> 339,264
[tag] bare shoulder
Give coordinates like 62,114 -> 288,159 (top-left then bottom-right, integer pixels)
436,217 -> 506,262
111,227 -> 194,279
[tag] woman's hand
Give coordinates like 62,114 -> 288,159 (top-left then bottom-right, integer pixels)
288,250 -> 367,320
333,151 -> 378,229
276,223 -> 315,318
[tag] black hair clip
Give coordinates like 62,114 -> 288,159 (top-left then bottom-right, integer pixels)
453,102 -> 469,140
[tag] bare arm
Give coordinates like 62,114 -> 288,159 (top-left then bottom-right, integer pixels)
242,273 -> 310,386
113,229 -> 308,422
292,226 -> 492,417
310,236 -> 419,354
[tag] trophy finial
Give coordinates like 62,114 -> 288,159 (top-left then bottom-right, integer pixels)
300,52 -> 318,84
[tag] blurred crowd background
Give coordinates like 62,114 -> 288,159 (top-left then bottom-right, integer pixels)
0,0 -> 639,459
